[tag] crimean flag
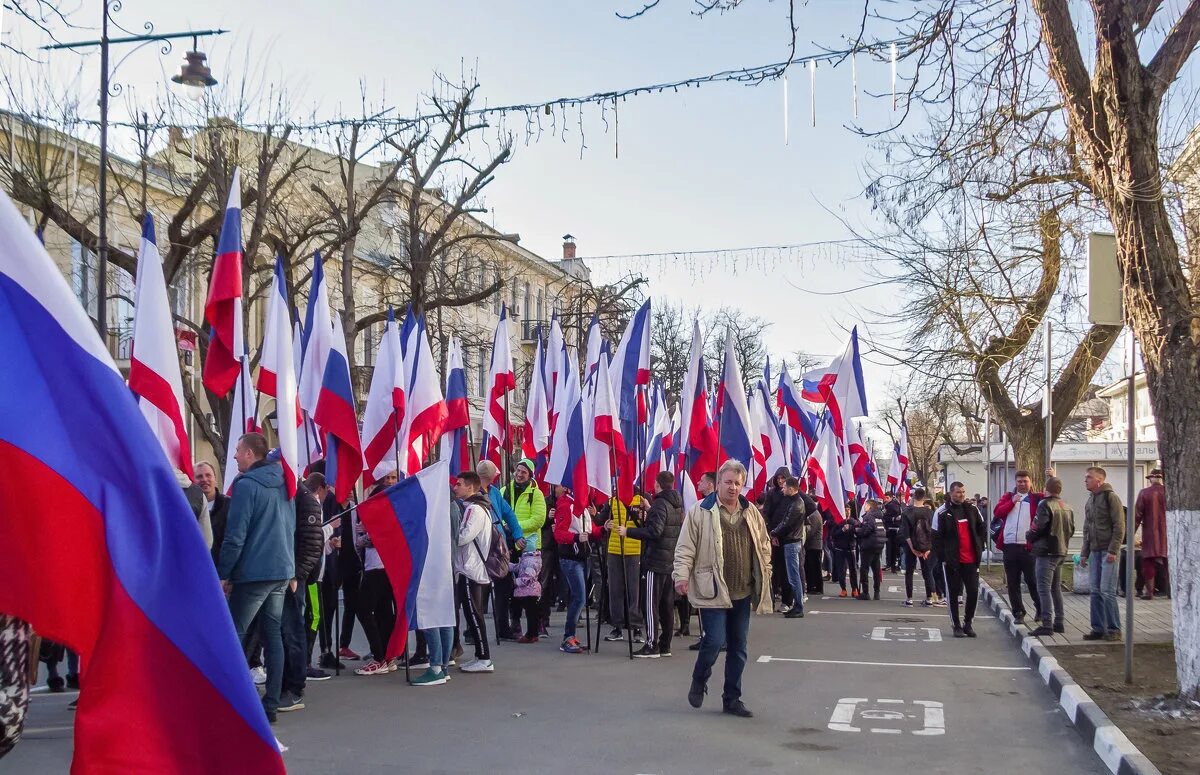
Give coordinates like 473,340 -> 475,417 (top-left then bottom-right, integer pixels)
254,256 -> 300,497
0,188 -> 285,773
679,319 -> 716,483
129,213 -> 192,479
362,308 -> 406,485
480,304 -> 515,466
356,460 -> 456,660
202,168 -> 245,397
399,313 -> 447,472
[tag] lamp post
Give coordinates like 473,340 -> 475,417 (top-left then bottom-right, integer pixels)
42,4 -> 226,346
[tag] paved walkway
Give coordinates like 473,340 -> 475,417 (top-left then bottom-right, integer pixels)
980,561 -> 1173,646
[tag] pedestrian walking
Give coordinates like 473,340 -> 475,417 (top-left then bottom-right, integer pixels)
1027,477 -> 1074,637
1080,467 -> 1125,641
933,482 -> 986,638
675,461 -> 773,719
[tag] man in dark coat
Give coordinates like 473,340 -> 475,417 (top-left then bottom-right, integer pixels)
933,482 -> 986,638
623,471 -> 685,658
195,460 -> 230,565
1135,468 -> 1169,600
759,467 -> 794,610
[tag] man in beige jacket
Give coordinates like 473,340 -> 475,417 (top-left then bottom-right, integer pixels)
674,460 -> 773,718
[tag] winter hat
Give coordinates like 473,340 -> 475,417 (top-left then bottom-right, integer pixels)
517,458 -> 536,476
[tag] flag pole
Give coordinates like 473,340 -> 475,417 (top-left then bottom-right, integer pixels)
391,412 -> 412,684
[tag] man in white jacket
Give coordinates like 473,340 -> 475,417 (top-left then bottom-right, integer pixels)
453,471 -> 495,674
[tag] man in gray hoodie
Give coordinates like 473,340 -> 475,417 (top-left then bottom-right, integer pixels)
1080,467 -> 1125,642
217,432 -> 295,722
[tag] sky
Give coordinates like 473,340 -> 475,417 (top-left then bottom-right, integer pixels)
4,1 -> 926,412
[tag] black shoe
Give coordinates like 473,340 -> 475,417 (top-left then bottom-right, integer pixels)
688,641 -> 702,651
633,644 -> 660,659
1031,626 -> 1054,636
1013,615 -> 1025,626
1082,631 -> 1106,641
66,674 -> 80,691
963,624 -> 976,638
1053,623 -> 1065,634
873,591 -> 881,601
722,700 -> 754,718
856,593 -> 871,601
48,676 -> 65,693
784,607 -> 805,618
604,628 -> 624,642
953,626 -> 966,638
633,629 -> 645,644
277,692 -> 305,713
306,666 -> 332,681
688,680 -> 707,708
319,653 -> 345,671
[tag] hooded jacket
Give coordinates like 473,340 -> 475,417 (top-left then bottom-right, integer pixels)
626,488 -> 684,573
855,506 -> 886,553
455,493 -> 494,585
673,493 -> 773,613
759,468 -> 793,530
501,478 -> 547,550
932,500 -> 986,565
294,483 -> 326,584
217,460 -> 296,584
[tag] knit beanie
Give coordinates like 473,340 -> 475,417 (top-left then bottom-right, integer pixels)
517,458 -> 536,476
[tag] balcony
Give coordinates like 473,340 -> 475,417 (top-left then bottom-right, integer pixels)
520,318 -> 547,344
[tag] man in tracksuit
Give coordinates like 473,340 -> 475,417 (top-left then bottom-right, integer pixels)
933,482 -> 987,638
623,471 -> 685,658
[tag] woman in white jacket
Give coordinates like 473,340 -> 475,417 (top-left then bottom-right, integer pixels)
452,472 -> 495,673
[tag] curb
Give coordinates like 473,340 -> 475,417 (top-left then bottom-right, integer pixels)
979,580 -> 1161,775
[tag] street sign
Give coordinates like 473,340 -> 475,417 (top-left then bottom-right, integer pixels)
1087,232 -> 1121,325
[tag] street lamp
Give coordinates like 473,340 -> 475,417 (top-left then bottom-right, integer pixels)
42,6 -> 227,347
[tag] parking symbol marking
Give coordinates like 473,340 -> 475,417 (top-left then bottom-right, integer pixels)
828,698 -> 946,736
870,626 -> 942,643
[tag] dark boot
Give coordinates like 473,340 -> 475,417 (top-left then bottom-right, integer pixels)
688,679 -> 707,708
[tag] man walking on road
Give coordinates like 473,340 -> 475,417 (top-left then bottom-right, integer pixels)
992,470 -> 1043,625
217,432 -> 295,723
1080,467 -> 1125,642
899,489 -> 935,607
1027,477 -> 1074,637
1135,469 -> 1168,600
933,482 -> 986,639
675,461 -> 773,718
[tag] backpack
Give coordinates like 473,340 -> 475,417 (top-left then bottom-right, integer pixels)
476,521 -> 512,581
912,513 -> 933,552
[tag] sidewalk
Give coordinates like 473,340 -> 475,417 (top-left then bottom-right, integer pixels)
980,563 -> 1173,646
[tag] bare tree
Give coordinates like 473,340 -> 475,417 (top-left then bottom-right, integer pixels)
650,300 -> 693,402
703,306 -> 771,386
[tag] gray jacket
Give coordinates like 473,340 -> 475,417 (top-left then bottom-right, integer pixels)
1082,483 -> 1125,556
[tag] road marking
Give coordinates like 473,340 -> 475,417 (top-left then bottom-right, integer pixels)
759,655 -> 1030,671
828,698 -> 946,735
888,585 -> 901,593
870,626 -> 942,642
808,610 -> 949,618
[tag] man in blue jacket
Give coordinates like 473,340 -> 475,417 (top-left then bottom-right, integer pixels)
218,432 -> 295,723
475,459 -> 524,640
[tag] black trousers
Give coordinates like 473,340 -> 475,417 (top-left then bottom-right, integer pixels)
675,596 -> 693,635
832,548 -> 859,592
458,576 -> 492,661
512,596 -> 539,638
904,547 -> 933,600
943,561 -> 980,629
770,543 -> 793,607
805,548 -> 824,593
338,561 -> 364,650
493,574 -> 515,639
538,546 -> 561,625
359,568 -> 395,662
858,548 -> 882,596
318,568 -> 338,654
1002,545 -> 1040,619
643,569 -> 676,654
885,530 -> 901,570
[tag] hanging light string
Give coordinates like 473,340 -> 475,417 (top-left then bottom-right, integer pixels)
12,37 -> 911,134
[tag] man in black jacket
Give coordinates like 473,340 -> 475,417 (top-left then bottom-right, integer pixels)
759,467 -> 794,610
933,482 -> 987,638
623,471 -> 684,658
855,499 -> 886,601
881,494 -> 903,572
279,478 -> 326,710
195,461 -> 230,565
770,478 -> 815,618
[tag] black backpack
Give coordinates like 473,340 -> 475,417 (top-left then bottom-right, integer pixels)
912,512 -> 933,552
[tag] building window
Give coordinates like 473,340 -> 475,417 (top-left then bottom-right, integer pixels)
524,282 -> 532,324
363,323 -> 379,368
71,240 -> 98,321
1136,389 -> 1151,421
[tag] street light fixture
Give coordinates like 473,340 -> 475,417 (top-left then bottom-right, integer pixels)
42,6 -> 228,347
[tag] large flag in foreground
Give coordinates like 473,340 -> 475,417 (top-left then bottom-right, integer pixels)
202,168 -> 245,397
129,214 -> 192,479
356,460 -> 455,660
0,190 -> 284,773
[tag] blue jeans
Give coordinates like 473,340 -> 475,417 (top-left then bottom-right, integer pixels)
1088,551 -> 1121,634
783,543 -> 804,611
281,584 -> 308,697
423,627 -> 455,670
693,596 -> 752,705
230,580 -> 288,713
560,558 -> 586,640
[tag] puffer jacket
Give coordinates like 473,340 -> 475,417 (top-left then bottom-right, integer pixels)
1083,483 -> 1126,556
217,460 -> 296,584
501,479 -> 547,550
627,488 -> 684,574
604,496 -> 645,556
294,483 -> 326,584
855,507 -> 886,553
673,494 -> 773,613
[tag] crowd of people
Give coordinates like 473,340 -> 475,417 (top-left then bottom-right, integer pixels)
34,438 -> 1174,723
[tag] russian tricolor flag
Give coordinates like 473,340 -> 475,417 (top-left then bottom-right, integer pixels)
0,189 -> 284,772
610,299 -> 651,501
716,331 -> 754,480
679,319 -> 716,483
355,460 -> 456,660
202,169 -> 245,397
314,314 -> 363,502
481,304 -> 515,466
439,337 -> 472,482
545,349 -> 589,513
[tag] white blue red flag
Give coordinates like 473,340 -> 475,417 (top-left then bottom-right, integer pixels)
222,356 -> 259,493
679,319 -> 716,483
609,299 -> 651,501
545,349 -> 589,513
202,168 -> 245,397
716,331 -> 754,479
0,189 -> 284,773
298,252 -> 333,421
587,354 -> 620,500
314,314 -> 363,502
293,318 -> 322,471
481,304 -> 515,466
355,460 -> 455,660
777,362 -> 818,451
129,213 -> 193,479
362,308 -> 407,485
400,313 -> 447,471
439,337 -> 472,482
255,256 -> 301,497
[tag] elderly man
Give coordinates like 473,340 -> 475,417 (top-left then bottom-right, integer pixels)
675,460 -> 773,718
1135,469 -> 1168,600
1080,467 -> 1126,642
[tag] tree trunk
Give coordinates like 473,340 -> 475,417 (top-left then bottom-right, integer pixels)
1006,421 -> 1046,489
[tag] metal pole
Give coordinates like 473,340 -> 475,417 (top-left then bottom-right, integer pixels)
984,411 -> 992,570
96,1 -> 110,344
1045,320 -> 1053,483
1125,333 -> 1137,684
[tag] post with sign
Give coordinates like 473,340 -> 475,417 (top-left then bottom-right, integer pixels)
1087,232 -> 1135,684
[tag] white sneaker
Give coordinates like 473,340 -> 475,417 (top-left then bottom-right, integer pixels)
250,666 -> 267,686
461,659 -> 494,673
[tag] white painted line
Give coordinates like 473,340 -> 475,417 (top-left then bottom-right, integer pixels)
807,610 -> 949,618
924,627 -> 942,643
1059,684 -> 1092,722
871,728 -> 902,734
888,585 -> 901,593
1094,724 -> 1138,774
828,698 -> 865,732
759,656 -> 1030,671
877,698 -> 904,704
871,626 -> 888,641
914,700 -> 946,736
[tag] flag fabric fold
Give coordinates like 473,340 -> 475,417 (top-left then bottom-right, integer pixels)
362,309 -> 406,485
438,337 -> 472,481
222,357 -> 259,493
481,305 -> 515,467
202,169 -> 245,397
399,313 -> 447,472
313,315 -> 363,502
255,256 -> 300,497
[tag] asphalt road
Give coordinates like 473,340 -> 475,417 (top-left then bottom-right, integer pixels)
7,575 -> 1107,774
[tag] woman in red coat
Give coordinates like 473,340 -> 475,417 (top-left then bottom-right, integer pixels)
1134,469 -> 1168,600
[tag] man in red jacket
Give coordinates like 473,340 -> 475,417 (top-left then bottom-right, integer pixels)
992,470 -> 1043,625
